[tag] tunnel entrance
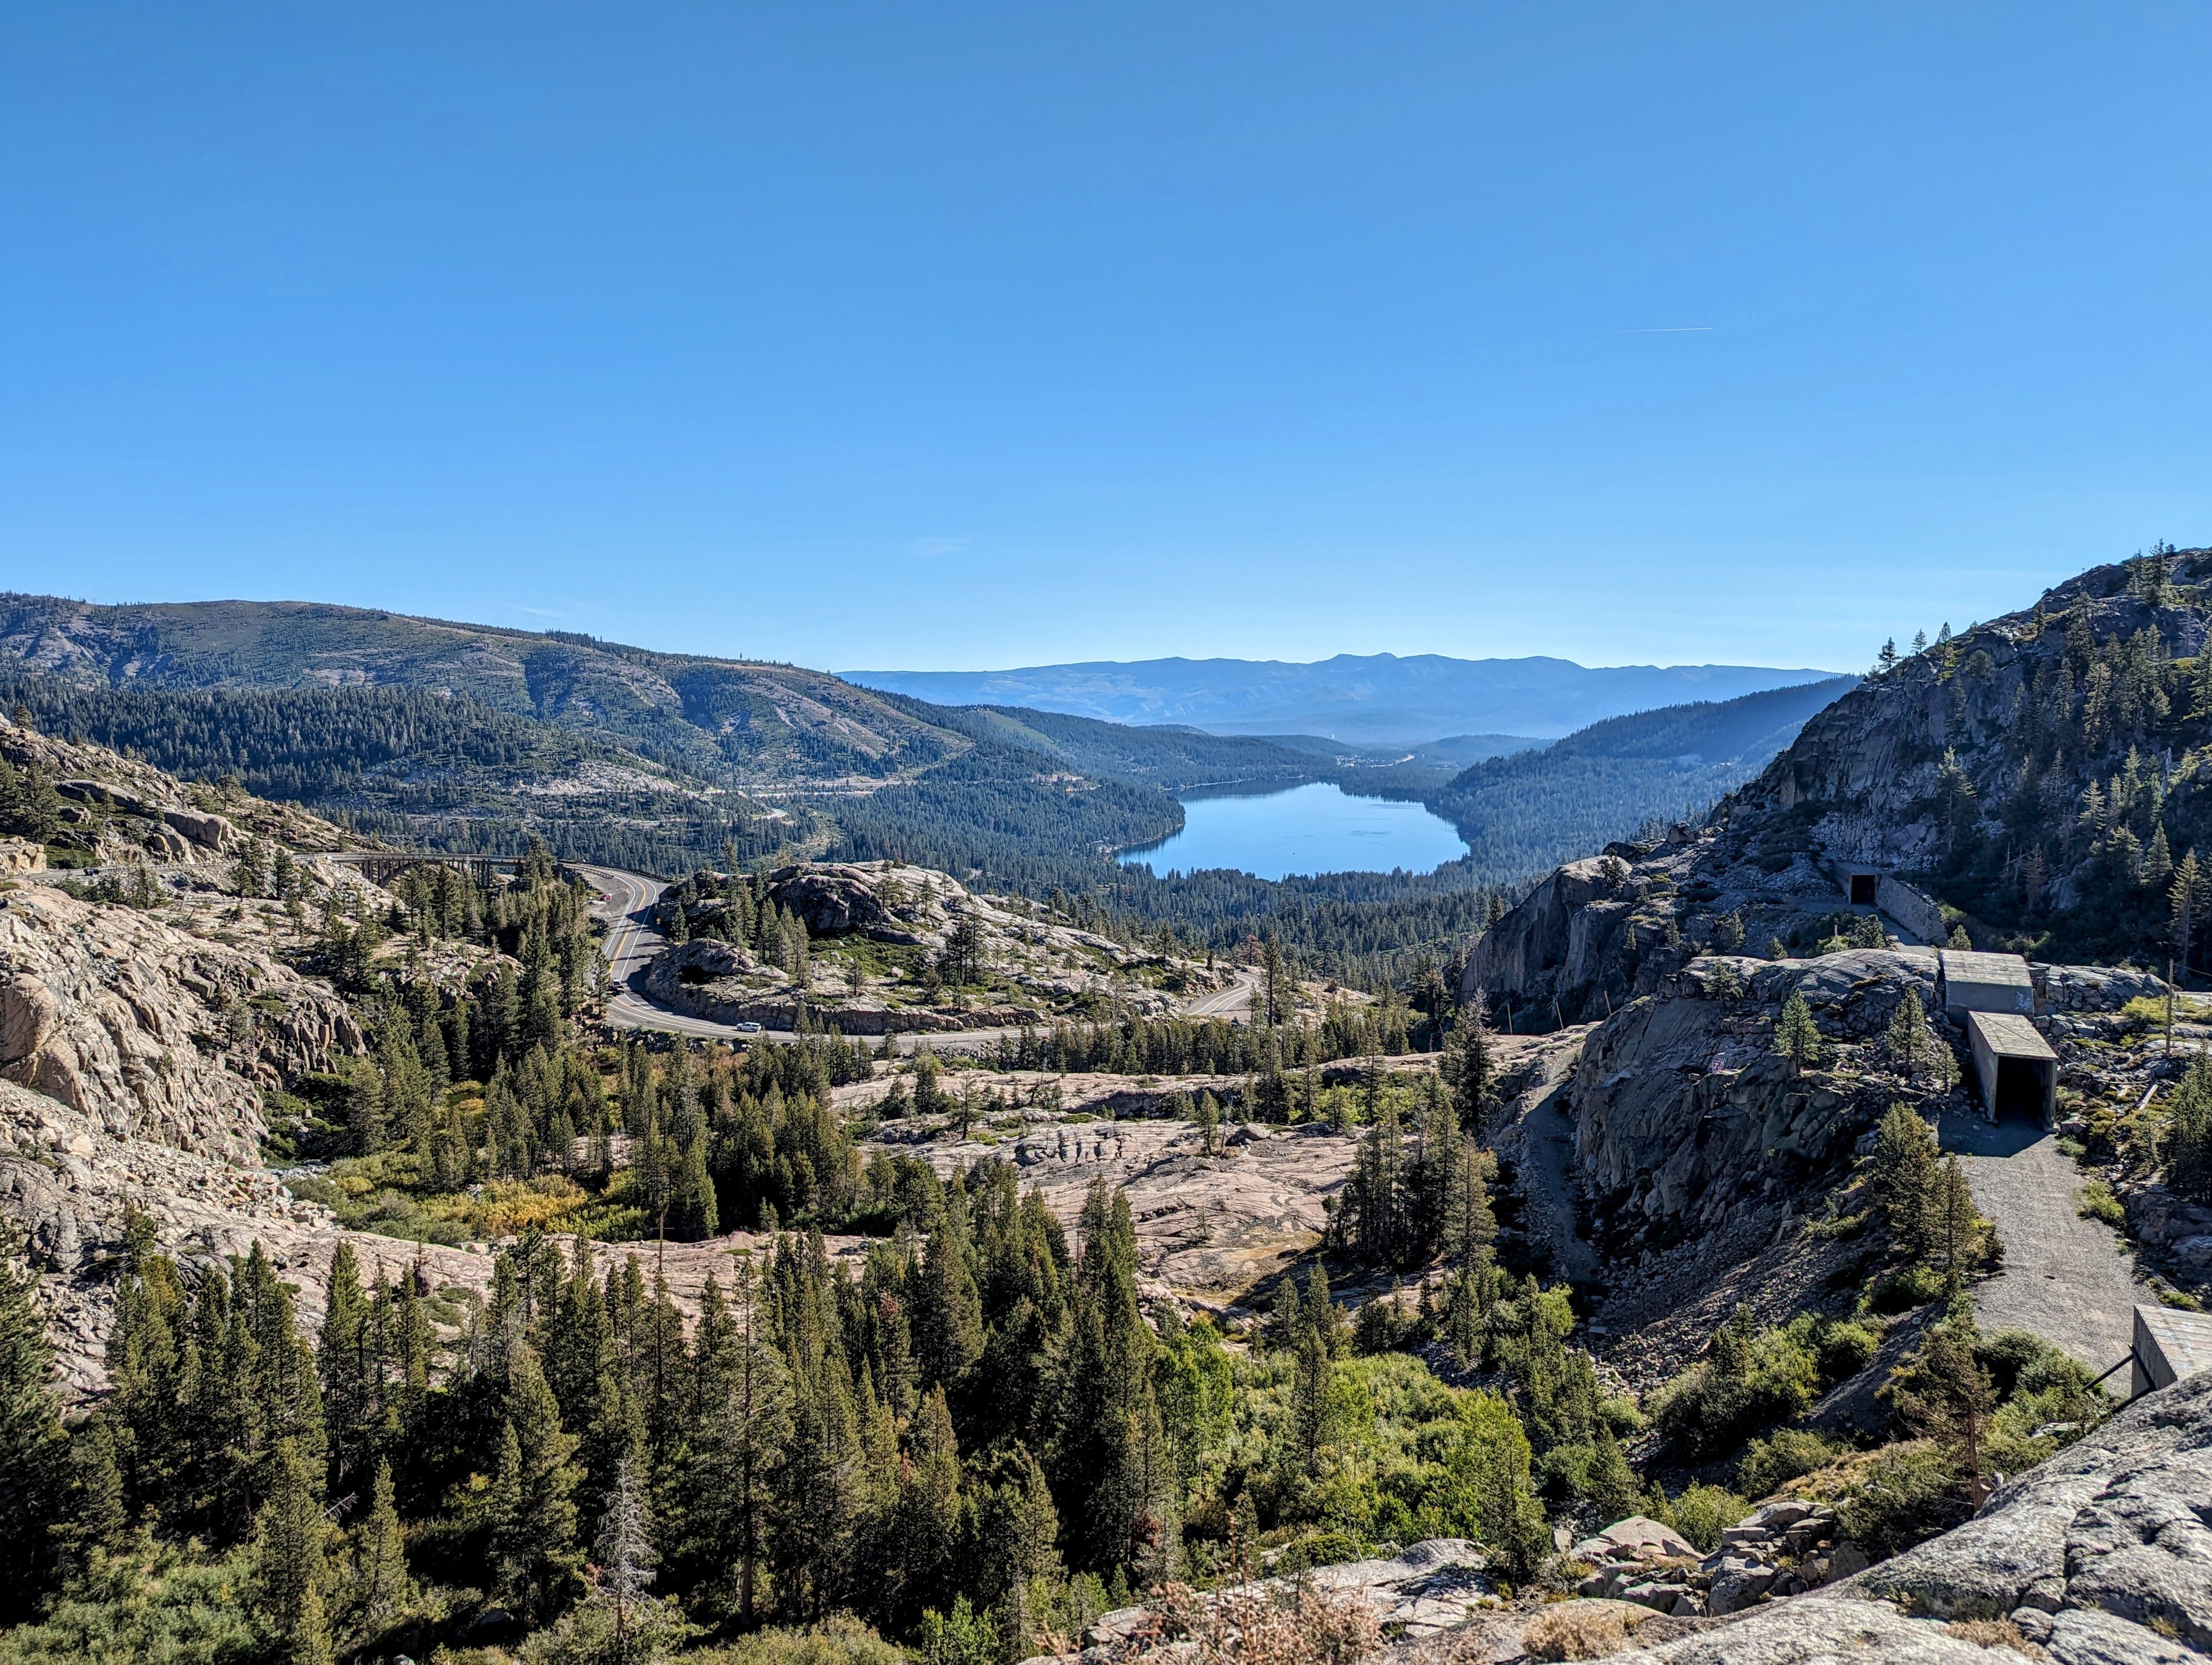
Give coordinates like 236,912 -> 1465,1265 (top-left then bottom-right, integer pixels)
1993,1056 -> 2052,1123
1849,873 -> 1879,905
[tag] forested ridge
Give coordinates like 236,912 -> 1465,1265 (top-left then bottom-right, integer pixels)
1425,678 -> 1857,884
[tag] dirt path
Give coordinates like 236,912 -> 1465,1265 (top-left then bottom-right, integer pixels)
1937,1109 -> 2149,1375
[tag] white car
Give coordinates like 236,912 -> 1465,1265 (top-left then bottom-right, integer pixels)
733,1021 -> 764,1034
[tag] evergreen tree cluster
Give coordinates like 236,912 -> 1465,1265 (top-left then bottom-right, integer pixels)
0,1149 -> 1566,1665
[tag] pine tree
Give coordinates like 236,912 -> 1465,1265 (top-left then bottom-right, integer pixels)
0,1226 -> 63,1618
687,1254 -> 789,1621
1932,1156 -> 1987,1286
318,1242 -> 374,1501
253,1438 -> 334,1665
2166,1053 -> 2212,1202
893,1386 -> 966,1624
1893,1314 -> 1996,1499
671,1128 -> 719,1241
2172,850 -> 2204,978
1050,1181 -> 1166,1577
909,1202 -> 984,1392
351,1459 -> 411,1628
1870,1103 -> 1942,1259
490,1344 -> 585,1624
1447,994 -> 1495,1129
1774,991 -> 1823,1072
1289,1321 -> 1330,1474
1886,990 -> 1937,1082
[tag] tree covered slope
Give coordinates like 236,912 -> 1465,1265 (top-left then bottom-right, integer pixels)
1426,677 -> 1858,884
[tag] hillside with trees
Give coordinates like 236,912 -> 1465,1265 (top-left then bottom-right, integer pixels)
1424,677 -> 1858,883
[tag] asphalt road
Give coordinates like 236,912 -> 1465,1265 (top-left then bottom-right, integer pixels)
573,864 -> 1255,1054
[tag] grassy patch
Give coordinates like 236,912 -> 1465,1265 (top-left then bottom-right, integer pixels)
2077,1180 -> 2127,1227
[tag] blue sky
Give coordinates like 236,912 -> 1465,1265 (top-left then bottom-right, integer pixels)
4,5 -> 2208,674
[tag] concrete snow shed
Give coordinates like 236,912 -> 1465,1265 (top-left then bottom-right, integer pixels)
2130,1303 -> 2212,1398
1966,1010 -> 2057,1127
1938,949 -> 2036,1018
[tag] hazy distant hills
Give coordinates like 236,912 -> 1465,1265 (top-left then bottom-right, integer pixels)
840,653 -> 1842,745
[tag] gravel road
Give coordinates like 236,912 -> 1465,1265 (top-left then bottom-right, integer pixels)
1938,1109 -> 2149,1375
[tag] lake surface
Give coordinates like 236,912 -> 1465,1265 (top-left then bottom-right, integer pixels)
1118,782 -> 1469,880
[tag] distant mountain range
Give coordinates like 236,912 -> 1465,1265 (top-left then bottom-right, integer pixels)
839,654 -> 1843,745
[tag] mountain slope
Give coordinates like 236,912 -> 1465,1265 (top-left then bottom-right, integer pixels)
1426,676 -> 1858,884
0,593 -> 963,791
843,652 -> 1842,744
1467,547 -> 2212,1017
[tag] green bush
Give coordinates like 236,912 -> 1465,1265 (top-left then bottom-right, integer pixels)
1868,1263 -> 1946,1314
1735,1429 -> 1842,1500
683,1619 -> 909,1665
0,1545 -> 263,1665
1838,1442 -> 1970,1559
1813,1319 -> 1880,1384
1661,1484 -> 1750,1554
1649,1309 -> 1818,1461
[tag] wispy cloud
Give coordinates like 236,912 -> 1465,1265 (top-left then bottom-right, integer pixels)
1612,325 -> 1714,334
910,536 -> 968,557
510,603 -> 561,617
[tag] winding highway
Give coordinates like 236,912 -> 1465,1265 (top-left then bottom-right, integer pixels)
572,864 -> 1258,1053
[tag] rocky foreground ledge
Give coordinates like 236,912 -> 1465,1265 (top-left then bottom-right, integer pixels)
1060,1370 -> 2211,1665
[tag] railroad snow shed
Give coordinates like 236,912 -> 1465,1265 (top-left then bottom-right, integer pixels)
1966,1010 -> 2057,1127
1937,949 -> 2036,1018
2131,1303 -> 2212,1397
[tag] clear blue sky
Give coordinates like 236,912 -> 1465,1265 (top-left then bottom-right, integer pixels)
4,5 -> 2208,673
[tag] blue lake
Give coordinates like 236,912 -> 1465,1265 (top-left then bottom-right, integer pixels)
1118,782 -> 1469,880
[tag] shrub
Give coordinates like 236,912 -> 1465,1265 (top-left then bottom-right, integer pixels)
1837,1442 -> 1969,1559
1662,1483 -> 1749,1554
687,1618 -> 909,1665
1868,1263 -> 1946,1314
1649,1309 -> 1818,1460
1736,1429 -> 1842,1500
1813,1318 -> 1880,1384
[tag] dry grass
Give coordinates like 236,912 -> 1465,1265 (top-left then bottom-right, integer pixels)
1945,1618 -> 2045,1657
1522,1604 -> 1631,1662
1150,1582 -> 1382,1665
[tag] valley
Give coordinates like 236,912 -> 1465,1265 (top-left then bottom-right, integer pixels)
2,552 -> 2210,1665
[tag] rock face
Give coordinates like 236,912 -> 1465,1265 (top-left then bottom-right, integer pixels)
1597,1368 -> 2212,1663
1466,552 -> 2212,1027
1568,950 -> 1924,1238
0,884 -> 363,1164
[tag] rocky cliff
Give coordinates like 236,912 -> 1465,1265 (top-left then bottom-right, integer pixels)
1466,548 -> 2212,1020
1,883 -> 363,1164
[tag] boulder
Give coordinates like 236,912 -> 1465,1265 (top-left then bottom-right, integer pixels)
764,864 -> 894,937
0,837 -> 43,874
162,807 -> 235,850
